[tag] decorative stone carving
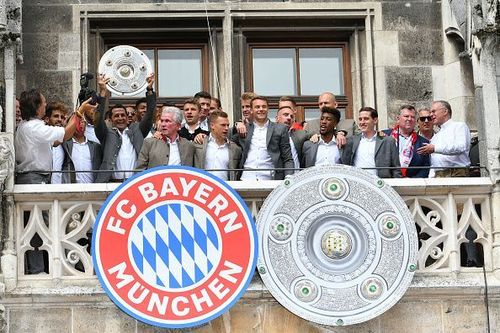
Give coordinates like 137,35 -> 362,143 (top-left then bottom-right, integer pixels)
0,136 -> 13,188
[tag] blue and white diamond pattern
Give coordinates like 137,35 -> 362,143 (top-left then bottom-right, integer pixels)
129,202 -> 221,289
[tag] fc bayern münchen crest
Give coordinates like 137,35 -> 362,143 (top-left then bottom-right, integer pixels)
92,166 -> 257,328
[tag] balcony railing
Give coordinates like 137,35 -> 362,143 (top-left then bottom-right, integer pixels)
0,177 -> 495,292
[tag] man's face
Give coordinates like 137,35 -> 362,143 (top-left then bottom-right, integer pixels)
358,111 -> 377,134
159,112 -> 181,137
418,110 -> 434,131
320,112 -> 337,136
36,94 -> 47,119
47,110 -> 66,127
183,103 -> 200,126
252,99 -> 269,123
397,108 -> 416,133
15,99 -> 21,124
318,93 -> 337,110
210,116 -> 230,141
278,100 -> 296,114
198,98 -> 211,120
241,98 -> 252,120
111,107 -> 128,130
136,102 -> 147,121
126,106 -> 136,124
430,102 -> 448,126
210,99 -> 220,114
275,107 -> 295,127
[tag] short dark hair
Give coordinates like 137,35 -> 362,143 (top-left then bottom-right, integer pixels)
211,97 -> 222,108
20,89 -> 43,120
110,104 -> 127,116
135,97 -> 146,109
399,104 -> 416,114
434,100 -> 452,116
279,96 -> 296,107
250,96 -> 269,107
46,102 -> 68,118
209,110 -> 228,124
183,98 -> 201,111
194,91 -> 211,100
321,107 -> 341,124
359,106 -> 378,119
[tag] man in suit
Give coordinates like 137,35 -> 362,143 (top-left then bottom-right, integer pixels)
302,107 -> 342,168
194,111 -> 242,181
275,104 -> 309,172
61,116 -> 102,183
179,98 -> 209,141
382,105 -> 430,178
94,73 -> 155,182
232,96 -> 294,180
136,106 -> 194,169
342,107 -> 401,178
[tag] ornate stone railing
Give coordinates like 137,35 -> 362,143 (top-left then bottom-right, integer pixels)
1,177 -> 496,292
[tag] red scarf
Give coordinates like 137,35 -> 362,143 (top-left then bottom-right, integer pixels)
390,125 -> 417,177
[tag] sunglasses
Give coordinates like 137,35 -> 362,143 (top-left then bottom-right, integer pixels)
419,116 -> 432,122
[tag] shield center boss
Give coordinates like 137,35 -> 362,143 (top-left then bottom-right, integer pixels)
92,166 -> 257,328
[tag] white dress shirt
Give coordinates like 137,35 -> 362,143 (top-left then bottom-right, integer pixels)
85,123 -> 100,144
167,136 -> 181,165
205,135 -> 230,180
51,144 -> 64,184
114,128 -> 136,180
315,137 -> 341,166
429,119 -> 471,177
289,134 -> 300,171
199,118 -> 209,131
241,121 -> 274,181
15,119 -> 65,173
354,134 -> 378,176
72,138 -> 94,183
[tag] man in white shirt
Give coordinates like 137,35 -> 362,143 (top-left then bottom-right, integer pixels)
45,102 -> 68,184
233,96 -> 294,180
194,111 -> 242,181
342,107 -> 401,178
15,89 -> 92,184
416,100 -> 471,177
194,91 -> 211,131
179,98 -> 209,141
302,107 -> 342,168
137,107 -> 194,169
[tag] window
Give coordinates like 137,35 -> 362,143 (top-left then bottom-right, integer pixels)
248,43 -> 352,121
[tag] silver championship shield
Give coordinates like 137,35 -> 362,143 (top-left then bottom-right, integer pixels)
256,165 -> 418,326
98,45 -> 153,96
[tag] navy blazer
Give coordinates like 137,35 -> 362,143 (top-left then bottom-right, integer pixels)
382,129 -> 430,178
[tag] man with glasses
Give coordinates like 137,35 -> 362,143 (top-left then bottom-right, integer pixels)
417,108 -> 435,140
416,100 -> 471,177
382,105 -> 430,178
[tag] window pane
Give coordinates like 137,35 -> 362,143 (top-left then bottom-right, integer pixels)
111,49 -> 155,98
252,48 -> 297,96
268,108 -> 278,122
158,49 -> 202,97
299,48 -> 344,96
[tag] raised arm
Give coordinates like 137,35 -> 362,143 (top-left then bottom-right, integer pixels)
138,73 -> 156,137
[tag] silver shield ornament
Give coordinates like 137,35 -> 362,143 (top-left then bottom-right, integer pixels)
256,165 -> 418,326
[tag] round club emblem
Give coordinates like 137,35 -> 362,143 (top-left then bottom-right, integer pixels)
92,166 -> 257,328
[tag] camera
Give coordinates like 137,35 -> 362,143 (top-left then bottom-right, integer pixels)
78,72 -> 98,105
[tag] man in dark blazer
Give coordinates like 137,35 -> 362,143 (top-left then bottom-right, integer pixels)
61,117 -> 102,183
382,105 -> 430,178
136,106 -> 194,169
194,111 -> 242,180
275,105 -> 309,172
94,73 -> 156,182
342,107 -> 401,178
232,96 -> 294,180
302,107 -> 342,168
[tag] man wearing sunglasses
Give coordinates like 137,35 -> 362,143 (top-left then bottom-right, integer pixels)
382,105 -> 430,178
416,100 -> 471,177
417,108 -> 435,141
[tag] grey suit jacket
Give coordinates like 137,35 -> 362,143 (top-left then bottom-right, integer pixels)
136,137 -> 195,170
61,139 -> 102,183
94,92 -> 155,182
290,130 -> 310,166
232,121 -> 294,180
341,134 -> 402,178
193,137 -> 242,181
